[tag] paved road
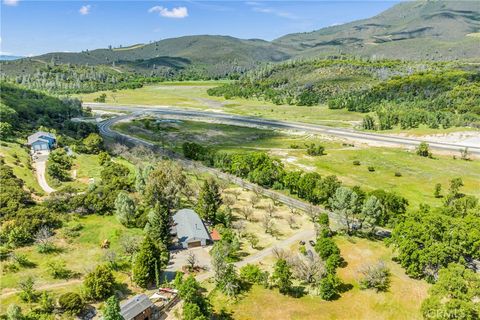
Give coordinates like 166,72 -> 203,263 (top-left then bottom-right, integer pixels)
88,103 -> 480,156
33,154 -> 56,194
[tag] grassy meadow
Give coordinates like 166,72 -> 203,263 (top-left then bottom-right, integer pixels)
115,119 -> 480,208
209,236 -> 430,320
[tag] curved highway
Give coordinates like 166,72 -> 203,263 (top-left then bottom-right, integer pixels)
88,103 -> 480,156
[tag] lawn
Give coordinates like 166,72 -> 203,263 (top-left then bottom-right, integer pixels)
115,119 -> 480,208
0,140 -> 45,196
0,215 -> 144,311
209,236 -> 430,320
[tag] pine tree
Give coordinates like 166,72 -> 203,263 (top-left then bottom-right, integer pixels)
196,179 -> 222,223
144,203 -> 170,248
133,236 -> 164,288
103,295 -> 123,320
272,259 -> 292,294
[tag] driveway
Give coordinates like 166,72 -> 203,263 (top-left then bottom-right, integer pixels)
33,151 -> 56,194
165,247 -> 212,279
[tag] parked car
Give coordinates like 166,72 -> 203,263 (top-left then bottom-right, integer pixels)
299,240 -> 306,245
309,240 -> 316,246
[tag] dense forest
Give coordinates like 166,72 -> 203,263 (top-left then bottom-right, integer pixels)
208,58 -> 480,130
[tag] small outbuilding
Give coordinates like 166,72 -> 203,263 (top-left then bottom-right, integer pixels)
120,294 -> 154,320
27,131 -> 56,152
172,209 -> 211,249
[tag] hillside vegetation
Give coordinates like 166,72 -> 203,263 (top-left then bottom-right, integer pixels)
1,1 -> 479,94
208,58 -> 480,130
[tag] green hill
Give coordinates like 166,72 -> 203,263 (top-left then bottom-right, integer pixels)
274,1 -> 480,60
1,1 -> 479,93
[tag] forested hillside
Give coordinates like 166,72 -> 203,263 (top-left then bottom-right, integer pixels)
1,1 -> 479,94
208,58 -> 480,130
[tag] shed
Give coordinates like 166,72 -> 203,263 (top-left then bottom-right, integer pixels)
172,209 -> 211,249
120,294 -> 154,320
27,131 -> 56,151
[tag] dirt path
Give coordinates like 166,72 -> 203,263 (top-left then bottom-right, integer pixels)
33,159 -> 56,194
0,279 -> 82,299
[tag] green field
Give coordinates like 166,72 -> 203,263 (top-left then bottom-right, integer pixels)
0,215 -> 143,311
77,82 -> 365,128
115,118 -> 480,208
209,236 -> 430,320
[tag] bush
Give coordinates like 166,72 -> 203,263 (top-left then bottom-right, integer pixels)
315,237 -> 340,260
353,160 -> 361,166
306,143 -> 326,156
394,172 -> 402,177
47,260 -> 72,279
359,262 -> 391,292
84,264 -> 116,301
319,274 -> 339,300
239,264 -> 268,286
58,292 -> 84,315
368,166 -> 375,172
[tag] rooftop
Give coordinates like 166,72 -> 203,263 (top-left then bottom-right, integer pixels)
120,294 -> 153,320
172,209 -> 211,243
27,131 -> 56,145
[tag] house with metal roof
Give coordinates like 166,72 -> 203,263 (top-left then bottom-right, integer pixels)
27,131 -> 56,152
172,209 -> 211,249
120,294 -> 154,320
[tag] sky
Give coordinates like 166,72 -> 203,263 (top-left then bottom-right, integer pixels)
0,0 -> 400,57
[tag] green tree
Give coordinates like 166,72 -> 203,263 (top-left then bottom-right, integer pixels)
58,292 -> 84,315
114,191 -> 136,227
416,142 -> 431,157
362,115 -> 376,130
178,276 -> 210,318
0,122 -> 13,139
18,277 -> 38,303
144,163 -> 185,211
183,303 -> 208,320
421,263 -> 479,320
272,259 -> 292,294
38,291 -> 54,313
360,195 -> 383,233
319,274 -> 340,300
84,264 -> 116,301
434,183 -> 442,198
196,179 -> 222,223
132,236 -> 164,288
82,133 -> 104,154
329,187 -> 361,234
144,203 -> 170,248
315,237 -> 340,260
102,295 -> 123,320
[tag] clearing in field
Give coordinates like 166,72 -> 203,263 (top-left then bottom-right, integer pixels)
209,237 -> 430,320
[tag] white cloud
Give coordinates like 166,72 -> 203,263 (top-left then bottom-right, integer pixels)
79,4 -> 91,15
149,6 -> 188,19
3,0 -> 20,6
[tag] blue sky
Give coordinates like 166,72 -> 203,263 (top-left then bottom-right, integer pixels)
1,1 -> 399,56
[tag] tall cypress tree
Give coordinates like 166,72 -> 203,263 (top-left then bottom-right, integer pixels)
133,236 -> 163,288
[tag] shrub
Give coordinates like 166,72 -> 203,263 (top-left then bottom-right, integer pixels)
368,166 -> 375,172
353,160 -> 361,166
315,237 -> 340,260
84,264 -> 116,300
359,262 -> 391,292
394,172 -> 402,177
319,274 -> 339,300
47,260 -> 72,279
58,292 -> 84,315
239,264 -> 268,286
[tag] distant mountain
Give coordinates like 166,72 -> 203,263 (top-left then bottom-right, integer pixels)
1,1 -> 479,82
274,1 -> 480,60
0,55 -> 24,61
